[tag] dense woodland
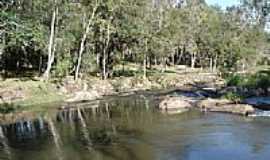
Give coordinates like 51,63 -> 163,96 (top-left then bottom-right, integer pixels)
0,0 -> 269,81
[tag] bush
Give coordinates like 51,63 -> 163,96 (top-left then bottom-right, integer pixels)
226,74 -> 245,86
222,92 -> 244,102
226,70 -> 270,89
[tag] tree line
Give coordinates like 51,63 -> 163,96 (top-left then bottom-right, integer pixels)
0,0 -> 269,80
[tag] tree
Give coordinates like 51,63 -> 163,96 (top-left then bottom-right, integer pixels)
43,0 -> 58,81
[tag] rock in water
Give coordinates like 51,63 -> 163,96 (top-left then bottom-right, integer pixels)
197,98 -> 232,109
206,104 -> 255,116
197,98 -> 255,116
159,97 -> 192,114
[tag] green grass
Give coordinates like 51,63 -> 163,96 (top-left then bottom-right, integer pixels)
0,79 -> 65,113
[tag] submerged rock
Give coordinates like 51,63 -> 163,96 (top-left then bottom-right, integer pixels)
159,97 -> 192,114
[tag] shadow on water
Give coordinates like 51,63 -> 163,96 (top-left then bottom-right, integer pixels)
1,96 -> 270,160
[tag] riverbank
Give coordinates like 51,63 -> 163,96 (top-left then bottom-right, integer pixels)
0,67 -> 223,113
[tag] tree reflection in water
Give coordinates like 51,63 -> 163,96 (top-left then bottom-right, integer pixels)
1,96 -> 270,160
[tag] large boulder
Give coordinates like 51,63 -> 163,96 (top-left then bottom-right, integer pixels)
197,98 -> 255,116
159,97 -> 192,114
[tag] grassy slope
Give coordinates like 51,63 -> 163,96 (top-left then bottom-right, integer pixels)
0,79 -> 64,108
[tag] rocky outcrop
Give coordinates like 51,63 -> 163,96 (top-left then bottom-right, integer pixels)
66,90 -> 100,102
197,98 -> 255,116
159,97 -> 192,114
90,80 -> 115,96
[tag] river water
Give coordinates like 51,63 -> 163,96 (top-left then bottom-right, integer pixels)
1,95 -> 270,160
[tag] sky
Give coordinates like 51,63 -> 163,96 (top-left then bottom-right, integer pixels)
205,0 -> 241,9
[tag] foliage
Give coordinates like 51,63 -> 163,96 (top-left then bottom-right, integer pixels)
222,91 -> 244,102
226,70 -> 270,89
0,0 -> 269,80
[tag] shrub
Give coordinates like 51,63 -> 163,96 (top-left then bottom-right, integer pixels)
222,92 -> 244,102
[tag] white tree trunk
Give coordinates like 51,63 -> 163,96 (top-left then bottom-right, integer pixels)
75,4 -> 98,81
191,53 -> 196,69
43,2 -> 57,81
102,23 -> 111,80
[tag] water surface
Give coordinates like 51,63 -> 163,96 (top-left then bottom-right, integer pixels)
1,95 -> 270,160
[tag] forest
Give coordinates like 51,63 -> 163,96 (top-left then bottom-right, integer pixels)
0,0 -> 269,81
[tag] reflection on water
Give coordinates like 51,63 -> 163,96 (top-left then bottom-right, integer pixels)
1,96 -> 270,160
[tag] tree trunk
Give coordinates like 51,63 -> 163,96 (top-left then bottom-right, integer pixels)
39,56 -> 43,76
102,51 -> 106,80
154,56 -> 158,66
191,52 -> 196,69
210,57 -> 213,72
96,53 -> 99,68
43,2 -> 57,81
149,56 -> 152,69
143,53 -> 147,79
171,51 -> 175,66
75,4 -> 98,81
143,39 -> 148,79
214,54 -> 218,72
161,57 -> 166,73
176,47 -> 184,65
102,23 -> 111,80
122,49 -> 126,73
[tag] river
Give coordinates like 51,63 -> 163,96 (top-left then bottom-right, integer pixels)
1,95 -> 270,160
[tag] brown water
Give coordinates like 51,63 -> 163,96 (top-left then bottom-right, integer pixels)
1,95 -> 270,160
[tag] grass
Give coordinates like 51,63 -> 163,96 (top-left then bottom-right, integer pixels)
0,79 -> 64,112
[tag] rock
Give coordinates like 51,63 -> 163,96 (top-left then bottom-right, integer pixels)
203,104 -> 255,116
66,90 -> 101,103
112,78 -> 133,92
244,97 -> 270,110
59,77 -> 83,94
90,80 -> 115,96
159,97 -> 192,114
197,98 -> 255,115
197,98 -> 232,109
